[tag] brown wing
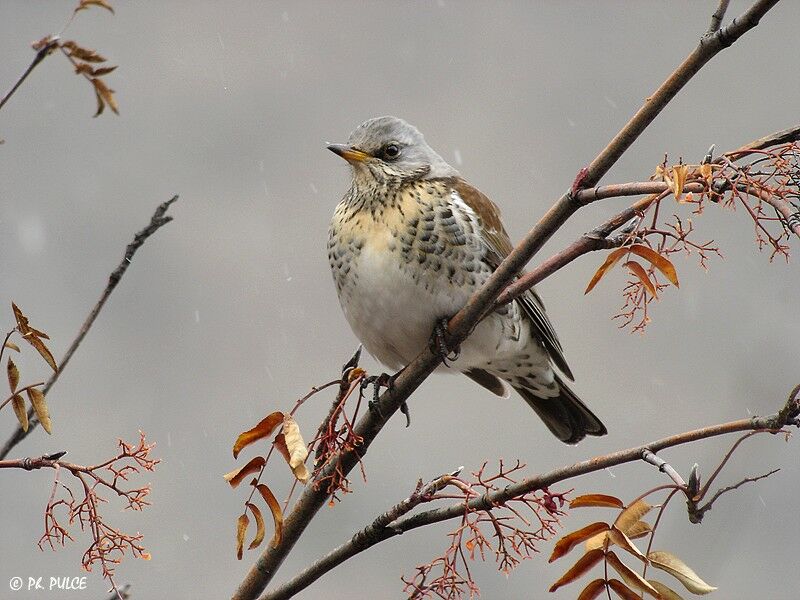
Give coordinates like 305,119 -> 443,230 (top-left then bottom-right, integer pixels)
448,178 -> 575,381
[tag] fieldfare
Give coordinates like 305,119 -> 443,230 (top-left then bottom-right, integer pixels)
327,116 -> 606,444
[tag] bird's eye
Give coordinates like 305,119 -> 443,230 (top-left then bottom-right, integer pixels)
383,143 -> 401,160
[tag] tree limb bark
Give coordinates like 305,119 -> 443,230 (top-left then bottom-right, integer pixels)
261,387 -> 799,599
232,3 -> 783,598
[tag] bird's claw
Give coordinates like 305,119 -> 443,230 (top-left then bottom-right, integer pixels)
430,318 -> 460,366
362,372 -> 411,427
362,372 -> 395,417
400,400 -> 411,428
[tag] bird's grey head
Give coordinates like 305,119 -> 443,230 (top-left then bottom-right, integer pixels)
328,116 -> 459,184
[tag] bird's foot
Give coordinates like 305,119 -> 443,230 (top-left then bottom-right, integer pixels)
362,371 -> 411,427
430,317 -> 460,367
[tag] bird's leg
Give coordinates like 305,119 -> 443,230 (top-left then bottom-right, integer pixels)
430,317 -> 460,367
362,369 -> 410,426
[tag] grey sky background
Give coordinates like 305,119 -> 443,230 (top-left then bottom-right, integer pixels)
1,2 -> 798,599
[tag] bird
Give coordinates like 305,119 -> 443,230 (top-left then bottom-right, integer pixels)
326,116 -> 606,444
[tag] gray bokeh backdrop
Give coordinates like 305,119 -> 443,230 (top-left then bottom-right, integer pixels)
1,2 -> 798,599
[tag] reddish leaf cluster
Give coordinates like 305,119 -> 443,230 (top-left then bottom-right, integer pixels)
310,368 -> 367,503
586,143 -> 799,331
402,461 -> 567,599
38,432 -> 158,597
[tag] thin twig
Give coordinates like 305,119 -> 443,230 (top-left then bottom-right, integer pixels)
641,449 -> 687,488
706,0 -> 731,35
0,38 -> 59,113
0,196 -> 178,459
233,4 -> 783,597
726,124 -> 800,158
690,469 -> 780,522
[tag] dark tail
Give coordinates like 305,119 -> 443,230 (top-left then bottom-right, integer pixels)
513,375 -> 607,444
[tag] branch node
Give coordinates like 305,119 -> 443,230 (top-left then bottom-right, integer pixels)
641,449 -> 686,488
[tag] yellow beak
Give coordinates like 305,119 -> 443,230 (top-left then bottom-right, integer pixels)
327,143 -> 371,164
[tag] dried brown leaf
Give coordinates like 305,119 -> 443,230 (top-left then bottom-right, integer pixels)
282,414 -> 309,483
626,520 -> 652,540
91,78 -> 118,115
576,579 -> 607,600
549,522 -> 610,562
75,0 -> 115,14
7,358 -> 19,392
11,303 -> 57,371
11,394 -> 28,432
584,247 -> 629,294
92,65 -> 117,76
628,244 -> 679,287
93,87 -> 105,117
549,549 -> 604,592
648,551 -> 717,594
28,336 -> 57,372
570,494 -> 625,509
223,456 -> 266,488
624,260 -> 658,298
671,164 -> 689,202
649,580 -> 687,600
607,579 -> 644,600
236,513 -> 249,560
233,411 -> 284,459
586,520 -> 652,552
4,341 -> 20,353
66,43 -> 107,63
246,502 -> 265,550
273,432 -> 290,464
614,499 -> 652,534
254,482 -> 283,548
606,551 -> 659,598
27,387 -> 51,434
700,163 -> 713,184
608,527 -> 646,562
74,62 -> 95,76
583,531 -> 607,552
347,366 -> 366,383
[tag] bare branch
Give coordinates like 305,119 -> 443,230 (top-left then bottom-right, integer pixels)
0,37 -> 59,113
232,4 -> 784,598
260,469 -> 464,600
641,449 -> 687,488
0,196 -> 178,459
0,433 -> 157,597
706,0 -> 731,35
690,469 -> 780,523
259,387 -> 798,599
726,124 -> 800,158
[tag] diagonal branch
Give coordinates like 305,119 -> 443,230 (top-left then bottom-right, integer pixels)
232,3 -> 783,598
706,0 -> 731,35
0,196 -> 178,459
0,37 -> 59,114
262,387 -> 799,599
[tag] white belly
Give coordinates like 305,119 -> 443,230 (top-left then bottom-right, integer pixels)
340,246 -> 461,369
338,244 -> 529,371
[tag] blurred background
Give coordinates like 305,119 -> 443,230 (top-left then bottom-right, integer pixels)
1,2 -> 798,598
